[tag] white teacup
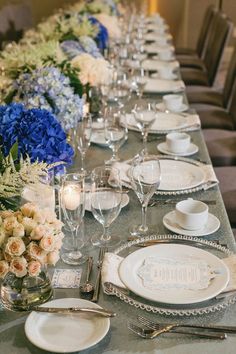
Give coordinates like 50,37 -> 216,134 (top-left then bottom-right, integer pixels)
158,66 -> 174,79
158,49 -> 173,61
166,132 -> 190,153
163,94 -> 183,111
175,198 -> 209,230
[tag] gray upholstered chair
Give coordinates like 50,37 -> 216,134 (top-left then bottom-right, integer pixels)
180,12 -> 233,86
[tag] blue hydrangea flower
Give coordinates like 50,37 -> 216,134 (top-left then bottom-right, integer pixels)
13,67 -> 84,132
0,103 -> 74,174
61,36 -> 102,59
88,16 -> 109,50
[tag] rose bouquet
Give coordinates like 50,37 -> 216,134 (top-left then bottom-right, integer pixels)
0,203 -> 64,279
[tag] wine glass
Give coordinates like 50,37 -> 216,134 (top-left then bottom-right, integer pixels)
60,173 -> 87,265
74,113 -> 92,173
90,166 -> 122,247
104,105 -> 127,164
130,154 -> 161,236
132,100 -> 156,155
131,67 -> 148,98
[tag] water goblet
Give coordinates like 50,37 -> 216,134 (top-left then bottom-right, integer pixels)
74,113 -> 92,173
104,105 -> 127,165
130,154 -> 161,236
60,173 -> 87,265
90,166 -> 122,247
130,67 -> 148,98
132,100 -> 157,155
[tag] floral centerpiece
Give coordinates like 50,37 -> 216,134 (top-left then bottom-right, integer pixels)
0,202 -> 64,311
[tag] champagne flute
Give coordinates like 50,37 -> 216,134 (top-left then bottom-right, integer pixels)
60,173 -> 87,265
74,113 -> 92,173
132,100 -> 156,155
130,154 -> 161,236
104,105 -> 127,164
90,166 -> 122,247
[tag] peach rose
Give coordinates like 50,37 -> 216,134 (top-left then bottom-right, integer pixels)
39,234 -> 55,252
5,236 -> 26,257
33,210 -> 46,224
0,260 -> 9,278
22,217 -> 37,235
13,211 -> 24,223
0,226 -> 7,247
49,219 -> 64,231
10,257 -> 27,277
30,225 -> 49,241
3,216 -> 19,235
44,210 -> 57,223
0,210 -> 14,219
47,250 -> 60,265
13,223 -> 25,237
28,260 -> 41,277
27,242 -> 47,263
21,203 -> 38,218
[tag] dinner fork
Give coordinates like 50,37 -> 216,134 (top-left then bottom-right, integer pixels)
137,315 -> 236,333
127,321 -> 226,340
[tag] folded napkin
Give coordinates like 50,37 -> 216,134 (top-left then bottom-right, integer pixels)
102,252 -> 236,296
144,33 -> 172,42
144,78 -> 185,93
142,59 -> 179,72
144,44 -> 174,54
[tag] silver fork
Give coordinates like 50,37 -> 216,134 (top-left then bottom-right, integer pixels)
127,321 -> 226,340
137,315 -> 236,334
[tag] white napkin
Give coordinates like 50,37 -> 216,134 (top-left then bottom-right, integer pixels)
144,44 -> 174,54
142,59 -> 179,72
102,253 -> 236,296
112,162 -> 131,185
144,33 -> 172,42
202,165 -> 219,184
144,78 -> 185,93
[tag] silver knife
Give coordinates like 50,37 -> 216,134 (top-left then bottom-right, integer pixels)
32,306 -> 116,317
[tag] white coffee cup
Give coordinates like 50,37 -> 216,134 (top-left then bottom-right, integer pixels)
175,198 -> 209,230
166,132 -> 190,153
158,49 -> 173,61
158,66 -> 174,79
163,94 -> 183,111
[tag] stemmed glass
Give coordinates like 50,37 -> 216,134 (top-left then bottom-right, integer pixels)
130,154 -> 161,236
132,100 -> 157,155
90,166 -> 122,247
74,113 -> 92,174
104,105 -> 127,164
60,173 -> 87,265
131,67 -> 148,98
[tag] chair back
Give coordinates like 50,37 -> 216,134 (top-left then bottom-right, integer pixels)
229,79 -> 236,128
197,5 -> 217,58
223,45 -> 236,108
203,12 -> 233,86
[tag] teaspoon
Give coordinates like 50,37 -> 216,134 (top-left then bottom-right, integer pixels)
80,256 -> 94,296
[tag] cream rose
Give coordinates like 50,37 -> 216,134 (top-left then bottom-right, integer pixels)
53,232 -> 64,250
0,210 -> 14,219
21,202 -> 39,218
14,211 -> 24,223
30,225 -> 49,241
0,260 -> 9,278
10,257 -> 27,277
44,210 -> 57,223
0,226 -> 7,247
49,219 -> 64,231
47,250 -> 60,265
22,217 -> 37,235
33,210 -> 46,224
3,216 -> 19,235
39,234 -> 55,252
27,242 -> 47,263
13,223 -> 25,237
28,260 -> 41,277
5,236 -> 26,257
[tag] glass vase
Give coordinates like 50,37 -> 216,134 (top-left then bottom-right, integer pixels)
1,268 -> 53,312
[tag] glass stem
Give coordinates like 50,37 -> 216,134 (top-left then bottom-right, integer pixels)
80,152 -> 86,172
112,146 -> 118,160
101,225 -> 111,242
72,225 -> 80,252
143,130 -> 148,155
140,204 -> 148,232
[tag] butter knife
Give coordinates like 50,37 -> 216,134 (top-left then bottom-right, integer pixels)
32,306 -> 116,317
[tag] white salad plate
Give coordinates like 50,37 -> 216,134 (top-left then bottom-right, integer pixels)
155,102 -> 189,112
25,298 -> 110,353
163,210 -> 221,236
157,142 -> 199,156
118,244 -> 229,305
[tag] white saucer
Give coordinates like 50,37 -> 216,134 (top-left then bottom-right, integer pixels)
155,102 -> 189,112
163,210 -> 220,237
25,298 -> 110,353
157,142 -> 199,156
85,193 -> 129,211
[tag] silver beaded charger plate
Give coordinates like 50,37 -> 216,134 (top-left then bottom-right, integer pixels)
104,235 -> 236,316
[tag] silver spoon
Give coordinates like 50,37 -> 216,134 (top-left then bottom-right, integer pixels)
80,256 -> 94,296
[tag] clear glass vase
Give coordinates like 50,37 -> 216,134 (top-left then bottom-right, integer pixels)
1,269 -> 53,312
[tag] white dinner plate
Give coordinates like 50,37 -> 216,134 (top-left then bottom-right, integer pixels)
155,102 -> 189,112
144,44 -> 174,55
151,72 -> 178,80
25,298 -> 110,353
85,193 -> 129,211
142,59 -> 179,72
118,244 -> 229,305
159,159 -> 205,190
157,142 -> 199,156
144,78 -> 185,94
144,33 -> 172,42
163,210 -> 220,236
91,130 -> 107,146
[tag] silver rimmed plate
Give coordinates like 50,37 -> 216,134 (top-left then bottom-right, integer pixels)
25,298 -> 110,353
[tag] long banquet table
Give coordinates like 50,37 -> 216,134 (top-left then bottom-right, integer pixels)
1,21 -> 236,354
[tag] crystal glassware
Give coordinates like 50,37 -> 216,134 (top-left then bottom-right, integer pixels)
131,67 -> 148,98
130,154 -> 161,236
74,113 -> 92,173
132,100 -> 156,155
104,105 -> 127,164
90,166 -> 122,247
60,173 -> 87,265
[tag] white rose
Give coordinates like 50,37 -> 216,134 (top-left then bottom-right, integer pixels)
28,260 -> 41,277
13,224 -> 25,237
0,260 -> 9,278
10,257 -> 27,278
27,242 -> 47,263
0,210 -> 14,219
3,216 -> 19,235
47,250 -> 60,265
33,210 -> 46,224
22,217 -> 37,235
44,210 -> 57,223
30,225 -> 50,241
39,234 -> 55,252
5,236 -> 26,257
0,226 -> 7,247
21,202 -> 39,218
